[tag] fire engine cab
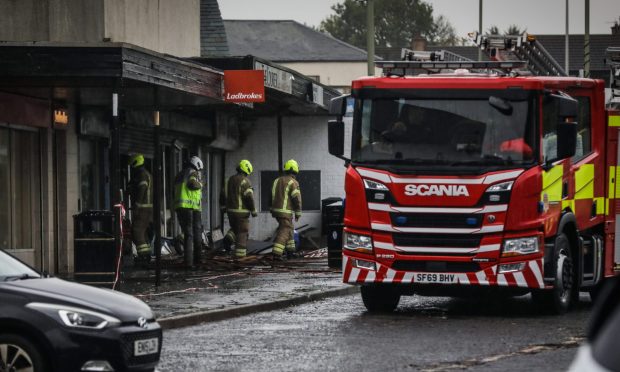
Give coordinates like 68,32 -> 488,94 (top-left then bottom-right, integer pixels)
328,34 -> 620,314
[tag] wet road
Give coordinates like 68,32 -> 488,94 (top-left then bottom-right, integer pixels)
159,292 -> 592,371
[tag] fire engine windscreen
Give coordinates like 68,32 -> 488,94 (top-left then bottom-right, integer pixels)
353,94 -> 536,167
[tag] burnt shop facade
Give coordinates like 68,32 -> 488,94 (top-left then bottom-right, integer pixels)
0,44 -> 340,275
0,43 -> 231,275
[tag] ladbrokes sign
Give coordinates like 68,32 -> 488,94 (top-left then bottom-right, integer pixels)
224,70 -> 265,103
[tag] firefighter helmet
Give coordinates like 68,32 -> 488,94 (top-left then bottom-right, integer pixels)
238,159 -> 253,175
190,156 -> 204,171
129,153 -> 144,168
284,159 -> 299,174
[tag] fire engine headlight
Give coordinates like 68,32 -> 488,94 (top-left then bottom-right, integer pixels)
502,236 -> 539,256
363,179 -> 388,190
343,232 -> 373,254
486,181 -> 513,192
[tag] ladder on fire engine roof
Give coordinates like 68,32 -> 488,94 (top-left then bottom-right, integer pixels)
469,32 -> 567,77
606,47 -> 620,105
378,48 -> 528,77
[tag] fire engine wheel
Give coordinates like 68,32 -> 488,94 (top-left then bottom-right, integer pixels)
360,285 -> 401,313
532,233 -> 574,314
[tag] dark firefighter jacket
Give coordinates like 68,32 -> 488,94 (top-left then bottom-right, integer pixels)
270,174 -> 301,218
219,173 -> 256,217
129,166 -> 152,209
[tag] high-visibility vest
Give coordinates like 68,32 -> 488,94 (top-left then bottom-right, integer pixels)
174,169 -> 202,211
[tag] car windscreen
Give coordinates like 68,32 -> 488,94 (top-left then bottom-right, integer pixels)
352,95 -> 536,167
0,249 -> 40,281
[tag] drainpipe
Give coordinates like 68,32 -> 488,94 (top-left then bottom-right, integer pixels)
584,0 -> 590,78
153,109 -> 162,287
277,115 -> 283,172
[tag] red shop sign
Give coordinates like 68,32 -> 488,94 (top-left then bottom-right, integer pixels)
224,70 -> 265,103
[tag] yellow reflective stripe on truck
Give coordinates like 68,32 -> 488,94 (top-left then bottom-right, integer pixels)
562,199 -> 575,212
575,164 -> 594,200
609,115 -> 620,127
541,165 -> 563,202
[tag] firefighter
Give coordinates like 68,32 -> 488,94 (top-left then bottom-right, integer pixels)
174,156 -> 204,267
270,159 -> 302,258
219,159 -> 257,259
127,154 -> 153,261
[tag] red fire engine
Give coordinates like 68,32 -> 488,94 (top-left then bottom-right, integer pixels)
328,34 -> 620,314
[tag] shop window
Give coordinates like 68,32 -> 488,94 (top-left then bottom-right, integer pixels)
260,170 -> 321,212
0,128 -> 41,250
79,138 -> 107,211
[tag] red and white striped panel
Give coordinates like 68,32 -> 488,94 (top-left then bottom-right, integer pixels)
342,255 -> 545,289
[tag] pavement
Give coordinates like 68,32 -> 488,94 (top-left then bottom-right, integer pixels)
121,253 -> 355,329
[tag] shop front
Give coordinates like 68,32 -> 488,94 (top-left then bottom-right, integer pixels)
0,42 -> 230,275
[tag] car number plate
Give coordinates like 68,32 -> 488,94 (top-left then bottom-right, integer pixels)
414,273 -> 458,284
134,337 -> 159,356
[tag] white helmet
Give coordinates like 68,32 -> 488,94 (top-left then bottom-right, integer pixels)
189,156 -> 203,171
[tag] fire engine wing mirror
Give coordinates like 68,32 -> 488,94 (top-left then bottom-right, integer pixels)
556,121 -> 577,160
552,93 -> 578,161
328,119 -> 348,163
329,95 -> 350,116
554,92 -> 578,118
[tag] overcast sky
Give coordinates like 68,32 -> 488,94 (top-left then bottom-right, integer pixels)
219,0 -> 620,37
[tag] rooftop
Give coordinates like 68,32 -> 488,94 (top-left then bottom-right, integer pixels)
223,20 -> 371,62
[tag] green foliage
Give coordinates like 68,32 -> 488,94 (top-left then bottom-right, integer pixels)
319,0 -> 458,48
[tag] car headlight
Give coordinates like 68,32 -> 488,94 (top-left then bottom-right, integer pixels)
26,302 -> 121,330
502,236 -> 539,256
343,232 -> 373,254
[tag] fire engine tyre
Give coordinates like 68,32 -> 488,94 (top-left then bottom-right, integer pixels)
360,285 -> 401,312
0,334 -> 47,372
532,233 -> 575,314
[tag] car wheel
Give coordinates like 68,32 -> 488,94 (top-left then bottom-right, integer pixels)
361,285 -> 401,312
532,233 -> 574,314
0,334 -> 46,372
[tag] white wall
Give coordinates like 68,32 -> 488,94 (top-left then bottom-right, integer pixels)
223,115 -> 349,242
280,61 -> 382,92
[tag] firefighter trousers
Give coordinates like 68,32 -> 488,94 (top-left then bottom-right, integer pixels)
226,213 -> 249,258
176,208 -> 203,266
273,216 -> 295,256
132,207 -> 152,256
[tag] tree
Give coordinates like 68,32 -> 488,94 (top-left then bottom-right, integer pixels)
320,0 -> 458,48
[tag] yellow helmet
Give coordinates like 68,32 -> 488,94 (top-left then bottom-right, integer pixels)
129,153 -> 144,168
284,159 -> 299,174
238,159 -> 253,175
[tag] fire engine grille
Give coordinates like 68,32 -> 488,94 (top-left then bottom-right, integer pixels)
390,213 -> 483,228
391,261 -> 480,273
392,233 -> 481,248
